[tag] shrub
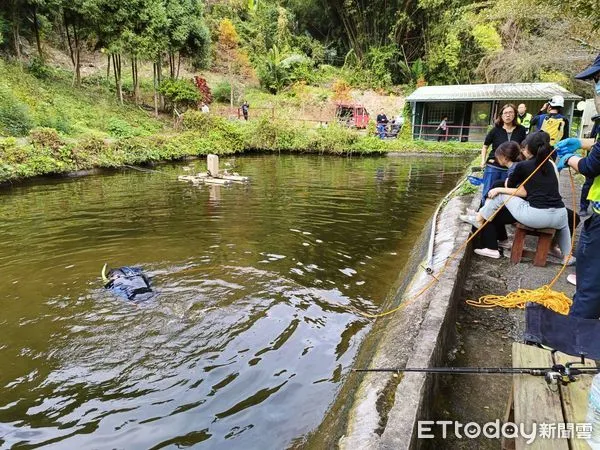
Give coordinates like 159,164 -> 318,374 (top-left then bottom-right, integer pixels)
182,110 -> 218,130
36,105 -> 72,134
0,87 -> 34,136
28,57 -> 54,80
107,118 -> 138,138
257,46 -> 311,93
82,73 -> 112,88
29,127 -> 65,153
310,124 -> 358,153
69,137 -> 105,167
212,81 -> 232,103
159,78 -> 200,112
0,137 -> 28,164
0,163 -> 14,182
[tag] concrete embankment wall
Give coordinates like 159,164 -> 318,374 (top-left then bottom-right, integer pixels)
339,192 -> 478,449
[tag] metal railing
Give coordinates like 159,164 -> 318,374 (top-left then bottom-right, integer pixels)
413,124 -> 490,142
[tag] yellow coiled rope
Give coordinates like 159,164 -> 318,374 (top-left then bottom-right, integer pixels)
466,286 -> 572,315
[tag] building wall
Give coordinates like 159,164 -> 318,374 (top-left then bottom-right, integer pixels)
411,99 -> 578,142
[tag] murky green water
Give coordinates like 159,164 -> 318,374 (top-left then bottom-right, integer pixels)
0,154 -> 468,449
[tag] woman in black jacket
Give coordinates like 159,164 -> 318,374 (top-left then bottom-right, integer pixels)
479,104 -> 528,205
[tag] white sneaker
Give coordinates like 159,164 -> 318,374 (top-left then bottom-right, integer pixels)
460,214 -> 481,229
474,248 -> 501,259
498,239 -> 511,249
567,274 -> 576,286
563,256 -> 576,266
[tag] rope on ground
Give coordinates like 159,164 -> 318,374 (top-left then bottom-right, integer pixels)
466,166 -> 577,315
360,149 -> 572,320
465,286 -> 572,315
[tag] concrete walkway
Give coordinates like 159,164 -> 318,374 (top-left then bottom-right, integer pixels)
427,170 -> 583,450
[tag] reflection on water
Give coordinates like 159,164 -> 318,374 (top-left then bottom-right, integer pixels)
0,154 -> 468,448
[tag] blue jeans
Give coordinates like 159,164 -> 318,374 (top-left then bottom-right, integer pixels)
377,124 -> 386,139
481,164 -> 508,206
570,213 -> 600,319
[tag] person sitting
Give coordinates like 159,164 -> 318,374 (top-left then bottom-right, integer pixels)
460,131 -> 572,263
469,141 -> 522,258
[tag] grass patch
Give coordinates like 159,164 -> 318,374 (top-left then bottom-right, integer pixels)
0,60 -> 166,139
0,59 -> 478,183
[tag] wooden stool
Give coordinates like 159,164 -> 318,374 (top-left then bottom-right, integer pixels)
510,223 -> 556,267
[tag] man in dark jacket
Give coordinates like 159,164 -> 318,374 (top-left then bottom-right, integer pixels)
555,52 -> 600,318
376,109 -> 389,139
530,95 -> 570,145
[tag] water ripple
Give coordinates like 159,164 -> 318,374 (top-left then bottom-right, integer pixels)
0,154 -> 468,448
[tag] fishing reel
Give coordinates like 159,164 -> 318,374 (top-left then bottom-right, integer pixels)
544,366 -> 571,387
544,362 -> 590,387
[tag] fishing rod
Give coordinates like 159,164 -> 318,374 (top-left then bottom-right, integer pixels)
354,363 -> 600,386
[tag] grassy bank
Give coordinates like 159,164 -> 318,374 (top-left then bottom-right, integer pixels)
0,60 -> 478,183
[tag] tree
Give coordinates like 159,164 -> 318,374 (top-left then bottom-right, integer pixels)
474,0 -> 599,88
61,0 -> 90,86
164,0 -> 210,78
215,18 -> 252,107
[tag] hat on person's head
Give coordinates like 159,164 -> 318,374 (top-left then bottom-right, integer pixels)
575,53 -> 600,80
548,95 -> 564,108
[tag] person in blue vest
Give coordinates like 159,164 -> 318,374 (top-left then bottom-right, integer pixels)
555,52 -> 600,318
580,113 -> 600,217
529,96 -> 570,146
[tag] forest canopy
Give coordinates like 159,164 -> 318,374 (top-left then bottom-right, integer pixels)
1,0 -> 598,96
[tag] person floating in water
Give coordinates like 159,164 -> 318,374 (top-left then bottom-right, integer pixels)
102,264 -> 153,301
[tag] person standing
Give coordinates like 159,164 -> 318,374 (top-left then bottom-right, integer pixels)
555,52 -> 600,317
376,109 -> 389,139
530,96 -> 569,145
516,103 -> 532,131
479,104 -> 527,204
436,115 -> 448,141
556,53 -> 600,298
241,101 -> 249,121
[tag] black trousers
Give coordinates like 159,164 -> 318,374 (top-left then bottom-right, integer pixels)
478,207 -> 515,250
476,180 -> 513,249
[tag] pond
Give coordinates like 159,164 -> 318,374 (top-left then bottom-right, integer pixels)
0,154 -> 468,449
